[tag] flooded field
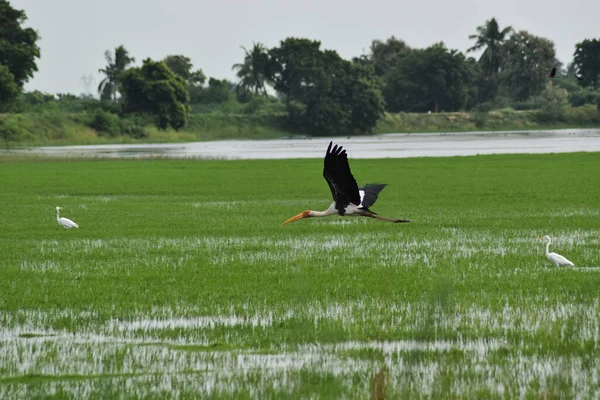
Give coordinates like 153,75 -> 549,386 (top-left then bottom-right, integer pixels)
2,128 -> 600,159
1,150 -> 599,397
3,296 -> 600,398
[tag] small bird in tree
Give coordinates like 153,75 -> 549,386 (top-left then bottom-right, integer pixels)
539,235 -> 574,267
549,67 -> 556,78
56,207 -> 79,229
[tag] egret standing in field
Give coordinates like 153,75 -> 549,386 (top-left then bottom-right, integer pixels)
56,207 -> 79,229
540,235 -> 574,267
283,141 -> 410,225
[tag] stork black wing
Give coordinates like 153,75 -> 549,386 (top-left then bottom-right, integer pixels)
323,142 -> 361,214
359,183 -> 387,209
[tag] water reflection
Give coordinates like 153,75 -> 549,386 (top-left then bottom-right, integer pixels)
3,129 -> 600,159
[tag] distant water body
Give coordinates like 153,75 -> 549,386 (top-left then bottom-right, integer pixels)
3,129 -> 600,160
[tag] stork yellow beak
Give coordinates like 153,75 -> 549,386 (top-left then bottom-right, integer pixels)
282,212 -> 306,226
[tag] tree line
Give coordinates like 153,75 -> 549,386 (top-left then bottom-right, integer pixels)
1,0 -> 600,136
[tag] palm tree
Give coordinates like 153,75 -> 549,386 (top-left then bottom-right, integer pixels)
98,45 -> 135,101
467,18 -> 512,75
232,42 -> 270,96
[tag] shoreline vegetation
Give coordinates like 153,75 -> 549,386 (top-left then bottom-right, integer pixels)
1,105 -> 599,147
2,3 -> 600,148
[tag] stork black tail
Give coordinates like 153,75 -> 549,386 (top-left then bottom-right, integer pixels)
359,183 -> 387,209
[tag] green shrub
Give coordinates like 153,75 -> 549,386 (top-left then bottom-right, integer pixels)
242,96 -> 286,115
472,111 -> 487,128
191,78 -> 232,104
120,116 -> 149,139
564,104 -> 600,125
511,100 -> 536,111
0,65 -> 20,112
0,117 -> 22,143
533,83 -> 569,121
568,88 -> 600,107
243,96 -> 269,114
20,90 -> 55,106
88,110 -> 121,136
472,102 -> 493,113
235,87 -> 254,103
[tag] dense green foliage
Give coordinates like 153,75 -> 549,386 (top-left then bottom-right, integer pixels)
0,65 -> 20,110
383,43 -> 479,112
163,54 -> 206,86
0,154 -> 599,397
120,59 -> 190,130
0,0 -> 40,88
1,2 -> 599,142
269,38 -> 385,135
0,0 -> 40,112
500,30 -> 556,101
533,83 -> 570,120
362,36 -> 411,77
2,103 -> 600,146
574,39 -> 600,89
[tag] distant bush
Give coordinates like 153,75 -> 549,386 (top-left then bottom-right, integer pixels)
88,110 -> 121,137
77,99 -> 121,114
488,96 -> 513,110
568,87 -> 600,108
533,83 -> 569,121
20,90 -> 56,106
85,110 -> 149,138
191,78 -> 232,104
14,91 -> 122,115
235,87 -> 254,103
564,104 -> 600,125
472,102 -> 493,113
0,65 -> 20,111
0,117 -> 23,142
120,116 -> 149,139
472,110 -> 487,128
0,111 -> 81,145
511,100 -> 536,111
243,96 -> 286,115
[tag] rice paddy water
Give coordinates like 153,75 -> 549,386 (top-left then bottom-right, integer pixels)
0,152 -> 599,398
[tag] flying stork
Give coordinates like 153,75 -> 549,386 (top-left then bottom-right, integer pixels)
283,141 -> 410,225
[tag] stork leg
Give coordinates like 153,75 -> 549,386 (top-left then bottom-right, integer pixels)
363,212 -> 409,223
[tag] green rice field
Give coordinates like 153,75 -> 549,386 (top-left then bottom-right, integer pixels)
0,152 -> 599,398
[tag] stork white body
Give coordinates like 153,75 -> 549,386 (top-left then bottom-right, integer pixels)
308,201 -> 364,218
540,235 -> 574,267
56,207 -> 79,229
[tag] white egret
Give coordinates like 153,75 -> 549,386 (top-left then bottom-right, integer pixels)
540,235 -> 574,267
56,207 -> 79,229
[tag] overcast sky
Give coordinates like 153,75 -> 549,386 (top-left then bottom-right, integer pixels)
12,0 -> 600,96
